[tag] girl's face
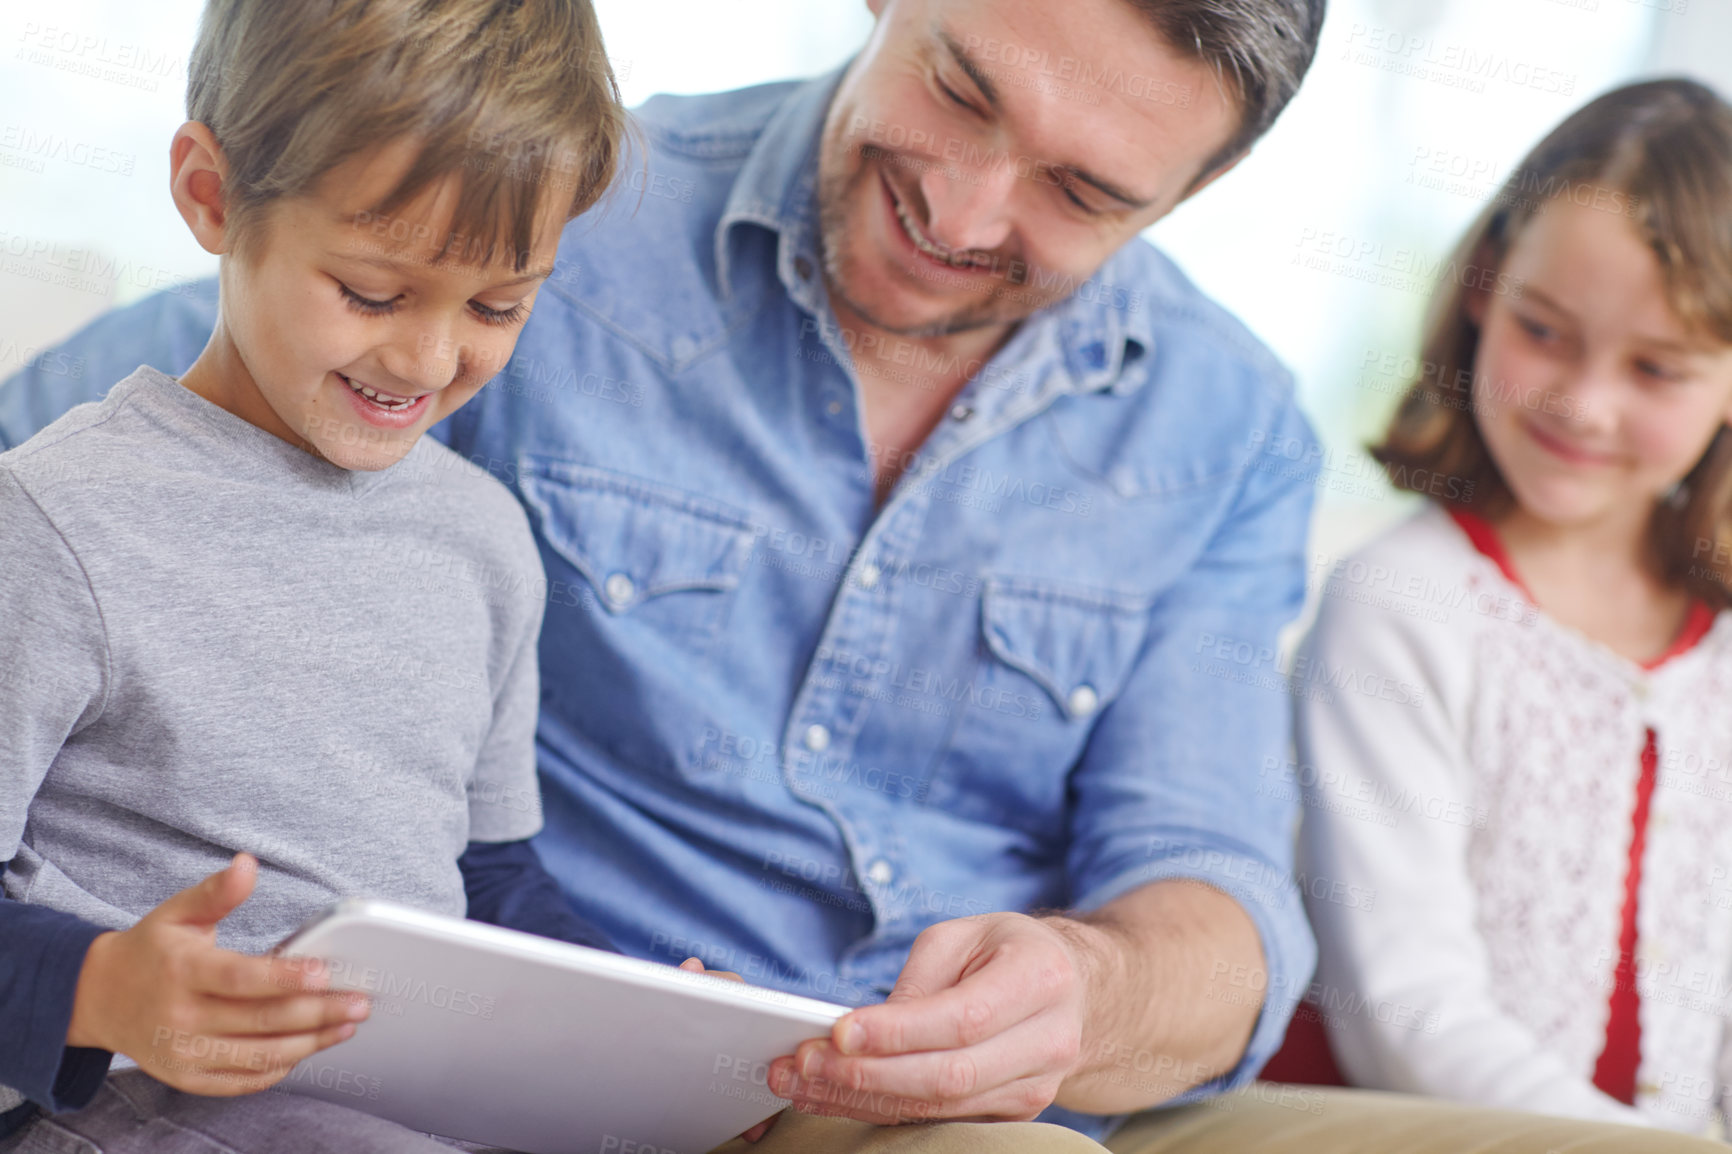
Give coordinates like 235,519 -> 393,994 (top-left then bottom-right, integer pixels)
1470,197 -> 1732,530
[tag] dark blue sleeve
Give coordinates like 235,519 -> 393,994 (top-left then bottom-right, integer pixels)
0,883 -> 115,1123
458,840 -> 616,953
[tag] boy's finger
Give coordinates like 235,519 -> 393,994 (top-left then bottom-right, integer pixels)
152,853 -> 258,930
194,1022 -> 359,1078
201,990 -> 370,1037
191,950 -> 333,998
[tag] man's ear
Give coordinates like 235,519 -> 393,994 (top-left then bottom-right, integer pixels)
169,121 -> 232,256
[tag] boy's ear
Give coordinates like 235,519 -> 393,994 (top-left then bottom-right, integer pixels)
169,122 -> 233,256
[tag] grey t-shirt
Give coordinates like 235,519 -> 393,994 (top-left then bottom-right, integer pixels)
0,364 -> 548,957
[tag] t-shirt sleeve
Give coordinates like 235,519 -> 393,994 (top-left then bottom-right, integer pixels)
0,463 -> 116,1110
0,464 -> 110,861
465,518 -> 546,844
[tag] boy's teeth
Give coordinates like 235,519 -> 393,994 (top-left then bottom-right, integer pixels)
343,374 -> 416,411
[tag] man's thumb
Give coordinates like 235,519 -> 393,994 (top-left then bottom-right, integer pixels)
154,852 -> 258,929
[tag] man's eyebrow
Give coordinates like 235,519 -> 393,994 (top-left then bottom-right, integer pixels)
937,27 -> 1000,109
337,251 -> 555,286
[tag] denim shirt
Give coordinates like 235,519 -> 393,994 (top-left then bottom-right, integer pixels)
0,70 -> 1318,1137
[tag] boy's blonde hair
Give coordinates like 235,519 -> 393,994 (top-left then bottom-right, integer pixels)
187,0 -> 625,270
1374,79 -> 1732,608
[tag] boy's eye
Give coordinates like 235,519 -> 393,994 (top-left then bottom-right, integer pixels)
470,300 -> 528,327
339,283 -> 399,315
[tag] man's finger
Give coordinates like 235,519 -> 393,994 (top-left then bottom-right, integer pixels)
200,990 -> 370,1037
191,950 -> 333,999
786,1012 -> 1060,1107
834,936 -> 1059,1056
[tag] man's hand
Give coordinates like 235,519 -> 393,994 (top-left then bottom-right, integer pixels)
767,913 -> 1103,1123
66,853 -> 371,1095
765,881 -> 1264,1124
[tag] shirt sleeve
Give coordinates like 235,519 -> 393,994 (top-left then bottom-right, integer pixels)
1060,383 -> 1319,1103
0,279 -> 217,452
464,512 -> 548,844
458,840 -> 616,952
1294,563 -> 1647,1126
0,466 -> 117,1110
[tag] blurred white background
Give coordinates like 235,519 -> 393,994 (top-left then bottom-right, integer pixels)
2,0 -> 1727,564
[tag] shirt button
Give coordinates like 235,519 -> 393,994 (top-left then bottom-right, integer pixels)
794,256 -> 814,280
1067,684 -> 1099,717
827,399 -> 843,416
858,563 -> 881,590
603,573 -> 635,606
865,860 -> 893,886
1632,680 -> 1650,701
670,336 -> 696,361
950,404 -> 974,422
803,724 -> 831,752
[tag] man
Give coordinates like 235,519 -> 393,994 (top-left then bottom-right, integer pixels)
4,0 -> 1714,1150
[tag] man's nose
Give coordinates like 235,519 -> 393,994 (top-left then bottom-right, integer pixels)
917,157 -> 1017,255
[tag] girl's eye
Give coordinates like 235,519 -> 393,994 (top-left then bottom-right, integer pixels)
471,300 -> 528,327
339,283 -> 399,316
1516,315 -> 1555,343
1636,359 -> 1682,383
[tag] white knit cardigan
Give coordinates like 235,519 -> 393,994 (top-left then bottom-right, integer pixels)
1295,501 -> 1732,1135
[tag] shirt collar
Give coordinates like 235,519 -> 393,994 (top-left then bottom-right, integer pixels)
714,66 -> 1154,398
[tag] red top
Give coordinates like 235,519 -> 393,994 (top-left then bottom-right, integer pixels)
1449,507 -> 1712,1103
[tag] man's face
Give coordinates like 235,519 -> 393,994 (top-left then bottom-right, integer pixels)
816,0 -> 1241,338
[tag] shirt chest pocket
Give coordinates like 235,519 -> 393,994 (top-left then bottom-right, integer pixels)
516,457 -> 756,644
931,576 -> 1152,845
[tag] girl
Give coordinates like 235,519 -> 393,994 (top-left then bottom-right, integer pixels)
1297,79 -> 1732,1136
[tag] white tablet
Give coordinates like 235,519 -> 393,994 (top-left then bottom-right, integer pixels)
272,899 -> 848,1154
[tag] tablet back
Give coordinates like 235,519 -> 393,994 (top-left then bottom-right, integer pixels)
274,900 -> 847,1154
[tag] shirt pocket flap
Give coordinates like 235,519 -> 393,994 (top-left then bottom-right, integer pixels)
981,577 -> 1152,720
517,458 -> 755,612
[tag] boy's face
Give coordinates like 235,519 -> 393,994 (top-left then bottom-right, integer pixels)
209,136 -> 568,471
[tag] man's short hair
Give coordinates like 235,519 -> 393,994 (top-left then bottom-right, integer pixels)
1127,0 -> 1326,179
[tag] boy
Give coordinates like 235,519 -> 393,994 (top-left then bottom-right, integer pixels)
0,1 -> 631,1149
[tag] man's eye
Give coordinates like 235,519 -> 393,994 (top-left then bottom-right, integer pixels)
339,283 -> 399,315
936,76 -> 978,114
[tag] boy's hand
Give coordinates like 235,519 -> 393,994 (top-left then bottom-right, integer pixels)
66,853 -> 370,1095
